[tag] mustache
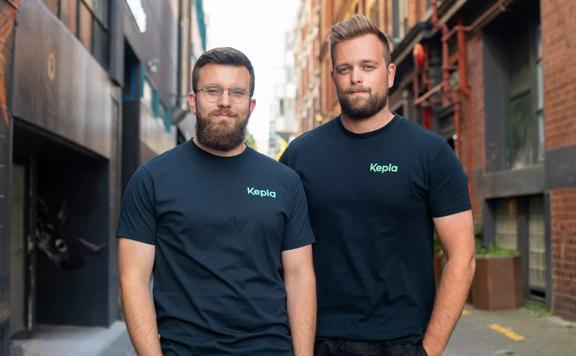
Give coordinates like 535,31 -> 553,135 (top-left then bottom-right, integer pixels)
209,109 -> 239,118
345,86 -> 371,94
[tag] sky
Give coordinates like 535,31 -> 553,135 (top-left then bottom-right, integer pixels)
203,0 -> 299,153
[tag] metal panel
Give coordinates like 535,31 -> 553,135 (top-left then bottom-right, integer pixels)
11,0 -> 113,159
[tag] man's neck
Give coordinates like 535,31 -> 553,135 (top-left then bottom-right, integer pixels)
340,108 -> 395,134
193,137 -> 246,157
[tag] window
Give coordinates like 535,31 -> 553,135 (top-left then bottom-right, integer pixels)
392,0 -> 408,42
495,199 -> 518,250
505,23 -> 543,170
60,0 -> 78,34
42,0 -> 110,69
528,196 -> 546,294
369,4 -> 379,25
42,0 -> 59,16
491,196 -> 548,300
79,3 -> 92,51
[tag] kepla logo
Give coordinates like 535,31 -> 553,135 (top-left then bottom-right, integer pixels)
369,162 -> 399,173
247,187 -> 277,198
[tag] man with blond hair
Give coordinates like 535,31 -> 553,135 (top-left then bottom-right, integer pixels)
281,15 -> 475,356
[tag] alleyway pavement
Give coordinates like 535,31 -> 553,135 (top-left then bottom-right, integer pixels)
10,303 -> 576,355
446,303 -> 576,356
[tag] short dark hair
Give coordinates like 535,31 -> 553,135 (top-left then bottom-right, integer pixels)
329,14 -> 392,66
192,47 -> 255,95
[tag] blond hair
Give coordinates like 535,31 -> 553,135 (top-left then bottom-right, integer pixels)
328,14 -> 392,66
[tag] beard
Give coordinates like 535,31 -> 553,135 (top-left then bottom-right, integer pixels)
195,105 -> 249,152
336,86 -> 388,121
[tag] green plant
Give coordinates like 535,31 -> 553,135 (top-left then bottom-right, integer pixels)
475,240 -> 519,258
524,299 -> 552,318
472,222 -> 519,258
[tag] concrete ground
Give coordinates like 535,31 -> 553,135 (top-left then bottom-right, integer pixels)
445,304 -> 576,356
9,321 -> 134,356
9,303 -> 576,355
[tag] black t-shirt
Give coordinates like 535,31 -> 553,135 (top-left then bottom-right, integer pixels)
117,140 -> 315,355
280,115 -> 470,342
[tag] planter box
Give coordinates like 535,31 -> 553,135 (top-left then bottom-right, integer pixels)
471,255 -> 523,310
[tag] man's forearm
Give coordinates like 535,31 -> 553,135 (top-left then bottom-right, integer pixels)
120,280 -> 162,356
423,255 -> 475,356
285,272 -> 317,356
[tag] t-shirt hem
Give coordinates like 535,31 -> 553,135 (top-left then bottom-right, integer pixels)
116,231 -> 155,245
431,203 -> 471,218
316,331 -> 422,343
281,237 -> 315,251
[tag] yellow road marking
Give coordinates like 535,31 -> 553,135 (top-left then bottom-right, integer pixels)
489,323 -> 525,341
462,309 -> 471,316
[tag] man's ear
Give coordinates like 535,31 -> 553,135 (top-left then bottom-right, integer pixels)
249,98 -> 256,114
187,92 -> 197,114
387,63 -> 396,89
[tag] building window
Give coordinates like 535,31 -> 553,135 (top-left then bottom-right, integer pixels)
392,0 -> 407,42
528,196 -> 546,295
79,3 -> 93,51
42,0 -> 59,16
494,199 -> 518,250
60,0 -> 78,34
41,0 -> 110,69
369,3 -> 378,25
491,195 -> 548,300
505,23 -> 543,170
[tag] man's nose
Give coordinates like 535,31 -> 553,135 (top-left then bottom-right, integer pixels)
217,90 -> 232,107
350,67 -> 363,84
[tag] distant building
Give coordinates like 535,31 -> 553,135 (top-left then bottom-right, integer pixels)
270,32 -> 298,159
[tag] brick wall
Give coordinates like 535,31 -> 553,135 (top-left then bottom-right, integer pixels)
541,0 -> 576,321
461,34 -> 485,221
541,0 -> 576,150
550,188 -> 576,320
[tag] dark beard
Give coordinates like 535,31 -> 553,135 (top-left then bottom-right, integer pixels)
195,109 -> 249,152
337,91 -> 387,121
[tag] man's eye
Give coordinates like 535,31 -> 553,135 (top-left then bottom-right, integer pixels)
230,89 -> 247,97
206,88 -> 221,96
336,67 -> 351,74
362,65 -> 376,71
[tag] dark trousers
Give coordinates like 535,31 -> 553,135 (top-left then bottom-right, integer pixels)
314,338 -> 428,356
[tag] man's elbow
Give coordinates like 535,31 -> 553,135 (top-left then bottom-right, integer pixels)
445,248 -> 476,277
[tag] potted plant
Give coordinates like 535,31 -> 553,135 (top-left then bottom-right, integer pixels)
470,224 -> 523,310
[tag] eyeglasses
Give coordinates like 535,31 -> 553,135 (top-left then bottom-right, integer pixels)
196,85 -> 251,103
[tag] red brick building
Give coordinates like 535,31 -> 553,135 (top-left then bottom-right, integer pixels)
293,0 -> 576,320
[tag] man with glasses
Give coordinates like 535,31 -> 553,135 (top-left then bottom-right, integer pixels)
117,47 -> 316,356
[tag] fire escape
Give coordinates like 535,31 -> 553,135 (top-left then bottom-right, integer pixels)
412,0 -> 511,207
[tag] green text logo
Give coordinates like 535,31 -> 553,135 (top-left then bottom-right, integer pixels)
247,187 -> 277,198
369,162 -> 398,173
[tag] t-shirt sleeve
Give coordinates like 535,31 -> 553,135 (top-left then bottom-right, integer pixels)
278,145 -> 293,167
116,166 -> 157,245
282,175 -> 315,250
427,143 -> 471,217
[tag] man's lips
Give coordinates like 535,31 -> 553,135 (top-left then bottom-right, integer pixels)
346,88 -> 370,95
210,112 -> 238,119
